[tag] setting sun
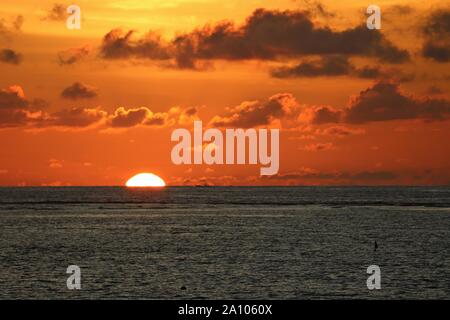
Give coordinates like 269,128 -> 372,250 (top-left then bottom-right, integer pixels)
126,173 -> 166,187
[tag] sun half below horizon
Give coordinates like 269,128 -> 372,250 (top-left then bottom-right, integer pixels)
125,173 -> 166,188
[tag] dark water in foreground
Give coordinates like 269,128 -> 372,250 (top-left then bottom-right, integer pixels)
0,186 -> 449,299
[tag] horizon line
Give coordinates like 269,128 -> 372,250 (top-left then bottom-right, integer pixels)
0,185 -> 449,188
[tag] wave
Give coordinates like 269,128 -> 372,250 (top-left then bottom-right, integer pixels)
1,200 -> 449,208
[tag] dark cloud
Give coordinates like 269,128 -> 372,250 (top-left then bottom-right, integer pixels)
57,45 -> 91,65
0,109 -> 29,128
61,82 -> 97,100
30,98 -> 49,109
353,65 -> 382,78
209,93 -> 297,128
100,29 -> 171,61
174,9 -> 409,65
0,48 -> 22,65
421,9 -> 450,62
271,56 -> 412,80
184,106 -> 198,116
303,105 -> 343,124
0,86 -> 48,112
42,4 -> 67,21
356,67 -> 414,83
271,55 -> 352,78
422,9 -> 450,38
47,107 -> 107,127
0,84 -> 196,129
0,86 -> 28,109
111,107 -> 149,127
422,42 -> 450,62
211,82 -> 450,128
100,8 -> 409,68
344,82 -> 450,123
0,86 -> 49,127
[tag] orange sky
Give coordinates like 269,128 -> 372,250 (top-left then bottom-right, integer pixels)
0,0 -> 449,186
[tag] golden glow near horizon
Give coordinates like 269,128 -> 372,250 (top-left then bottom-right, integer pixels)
126,173 -> 166,187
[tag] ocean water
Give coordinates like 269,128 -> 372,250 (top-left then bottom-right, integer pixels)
0,186 -> 449,299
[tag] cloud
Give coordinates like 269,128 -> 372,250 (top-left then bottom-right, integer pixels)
354,65 -> 382,78
110,107 -> 150,127
184,106 -> 197,116
175,8 -> 409,65
47,107 -> 107,128
57,45 -> 91,65
343,82 -> 450,123
271,56 -> 413,81
109,106 -> 198,128
0,48 -> 22,65
0,85 -> 28,109
298,105 -> 343,125
100,29 -> 171,61
42,4 -> 67,21
422,42 -> 450,62
177,106 -> 199,125
100,8 -> 409,68
0,84 -> 197,130
110,107 -> 164,127
3,81 -> 449,131
0,86 -> 42,128
0,85 -> 104,129
210,82 -> 450,129
421,9 -> 450,62
0,109 -> 29,128
61,82 -> 98,100
210,93 -> 298,128
271,55 -> 352,78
